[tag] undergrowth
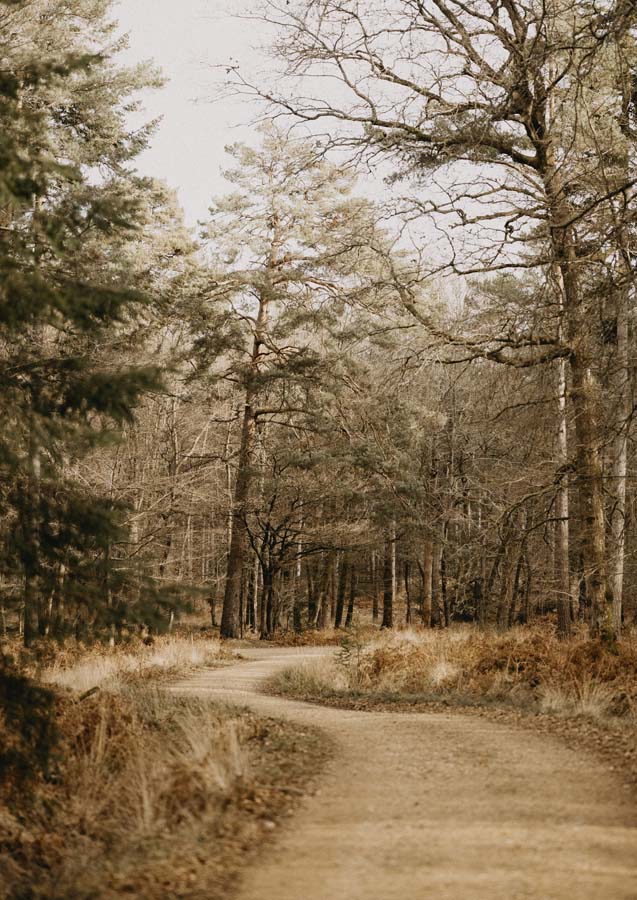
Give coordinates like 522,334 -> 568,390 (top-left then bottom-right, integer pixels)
270,627 -> 359,647
271,625 -> 637,723
1,686 -> 239,898
0,636 -> 327,899
34,634 -> 224,693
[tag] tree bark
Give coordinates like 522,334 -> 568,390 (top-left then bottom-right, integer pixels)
220,286 -> 270,638
371,551 -> 379,622
345,563 -> 357,628
381,536 -> 393,629
221,397 -> 257,638
22,425 -> 41,647
608,183 -> 632,634
306,562 -> 318,627
404,560 -> 412,625
555,350 -> 572,639
293,550 -> 303,633
440,546 -> 449,627
334,554 -> 348,629
318,552 -> 334,630
545,146 -> 614,642
431,539 -> 444,627
569,354 -> 613,639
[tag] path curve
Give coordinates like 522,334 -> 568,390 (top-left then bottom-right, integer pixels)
171,647 -> 637,900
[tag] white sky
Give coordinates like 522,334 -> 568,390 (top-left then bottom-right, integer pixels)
112,0 -> 452,271
115,0 -> 264,226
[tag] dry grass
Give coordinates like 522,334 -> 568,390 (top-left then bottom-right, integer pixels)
1,634 -> 329,899
0,681 -> 328,900
274,655 -> 351,697
39,635 -> 222,693
271,627 -> 363,647
537,679 -> 618,719
270,624 -> 637,723
1,686 -> 245,898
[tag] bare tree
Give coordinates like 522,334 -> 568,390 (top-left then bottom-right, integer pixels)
234,0 -> 637,642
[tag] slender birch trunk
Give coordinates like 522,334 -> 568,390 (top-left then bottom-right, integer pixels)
608,98 -> 634,633
293,542 -> 303,633
555,331 -> 572,639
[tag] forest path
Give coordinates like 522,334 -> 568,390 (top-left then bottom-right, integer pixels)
170,647 -> 637,900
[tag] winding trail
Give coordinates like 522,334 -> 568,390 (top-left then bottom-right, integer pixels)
171,647 -> 637,900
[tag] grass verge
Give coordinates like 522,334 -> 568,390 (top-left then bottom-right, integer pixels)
38,635 -> 226,693
0,642 -> 330,900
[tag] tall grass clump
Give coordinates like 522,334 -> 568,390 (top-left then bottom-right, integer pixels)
0,686 -> 251,899
40,634 -> 221,693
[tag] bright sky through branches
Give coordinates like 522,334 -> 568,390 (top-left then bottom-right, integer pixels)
116,0 -> 261,226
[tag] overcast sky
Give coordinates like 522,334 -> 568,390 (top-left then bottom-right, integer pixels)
115,0 -> 263,226
112,1 -> 445,266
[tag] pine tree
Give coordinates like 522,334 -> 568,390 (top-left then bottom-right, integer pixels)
191,124 -> 402,637
0,0 -> 167,643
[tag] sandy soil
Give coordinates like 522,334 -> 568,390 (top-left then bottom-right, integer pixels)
170,647 -> 637,900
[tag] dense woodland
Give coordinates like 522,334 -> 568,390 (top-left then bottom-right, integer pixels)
2,0 -> 637,648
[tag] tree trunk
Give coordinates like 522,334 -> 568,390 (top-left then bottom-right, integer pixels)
404,560 -> 412,625
440,546 -> 449,627
569,354 -> 613,641
431,540 -> 443,627
381,536 -> 393,629
545,150 -> 614,642
371,551 -> 379,622
221,399 -> 257,638
483,534 -> 508,627
306,562 -> 318,627
318,553 -> 334,630
334,554 -> 348,629
508,549 -> 525,628
421,537 -> 434,627
246,554 -> 259,632
293,551 -> 303,633
261,564 -> 275,639
608,222 -> 632,635
391,523 -> 397,619
555,334 -> 572,639
22,426 -> 41,647
220,285 -> 270,638
497,543 -> 519,631
345,564 -> 357,628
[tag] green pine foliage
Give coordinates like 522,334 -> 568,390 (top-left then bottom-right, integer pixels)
0,0 -> 176,643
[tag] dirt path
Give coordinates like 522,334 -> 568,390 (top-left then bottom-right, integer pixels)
171,647 -> 637,900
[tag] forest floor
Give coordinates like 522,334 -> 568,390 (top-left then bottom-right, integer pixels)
170,645 -> 637,900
